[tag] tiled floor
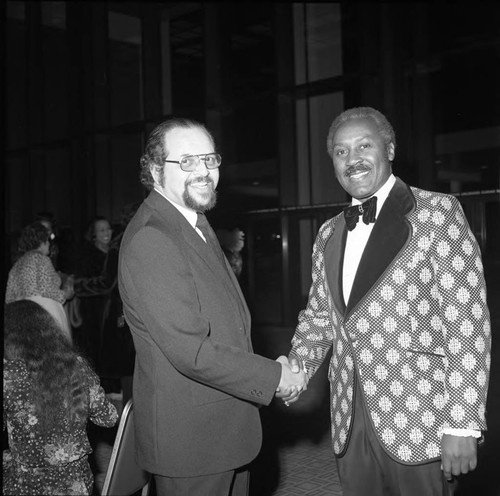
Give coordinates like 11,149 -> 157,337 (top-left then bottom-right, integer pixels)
271,435 -> 342,496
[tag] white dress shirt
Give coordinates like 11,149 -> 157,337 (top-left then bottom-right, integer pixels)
154,187 -> 207,242
343,174 -> 396,304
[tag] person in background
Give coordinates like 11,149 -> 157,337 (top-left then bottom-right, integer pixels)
78,217 -> 113,278
282,107 -> 491,496
35,212 -> 60,270
80,202 -> 141,404
216,226 -> 245,279
74,216 -> 113,369
5,221 -> 74,341
3,299 -> 118,496
118,117 -> 306,495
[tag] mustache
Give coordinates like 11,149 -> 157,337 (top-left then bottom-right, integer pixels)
345,163 -> 371,177
187,176 -> 215,186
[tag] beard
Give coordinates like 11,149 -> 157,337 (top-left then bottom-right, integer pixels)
183,177 -> 217,212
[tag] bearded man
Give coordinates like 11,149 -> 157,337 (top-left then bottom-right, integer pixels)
118,118 -> 306,496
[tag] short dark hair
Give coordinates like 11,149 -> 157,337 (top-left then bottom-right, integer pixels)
18,222 -> 50,255
139,117 -> 216,190
326,106 -> 396,158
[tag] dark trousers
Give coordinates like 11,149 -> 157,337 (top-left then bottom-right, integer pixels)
336,378 -> 456,496
154,467 -> 249,496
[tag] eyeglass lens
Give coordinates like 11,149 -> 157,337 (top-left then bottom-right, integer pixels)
180,154 -> 221,171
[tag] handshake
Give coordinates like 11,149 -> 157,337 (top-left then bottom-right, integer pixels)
275,355 -> 308,406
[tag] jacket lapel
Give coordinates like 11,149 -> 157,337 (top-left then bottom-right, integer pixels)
145,191 -> 222,278
346,178 -> 415,317
182,221 -> 251,334
145,192 -> 250,329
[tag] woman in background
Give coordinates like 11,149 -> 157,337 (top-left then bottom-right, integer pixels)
74,216 -> 113,368
3,300 -> 118,496
35,211 -> 60,270
5,221 -> 74,341
74,205 -> 138,401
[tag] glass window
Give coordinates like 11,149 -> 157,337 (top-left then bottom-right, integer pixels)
227,4 -> 275,162
160,19 -> 172,116
5,153 -> 28,232
93,134 -> 112,220
427,5 -> 500,194
251,217 -> 283,324
294,3 -> 343,84
41,1 -> 66,29
109,12 -> 143,125
42,19 -> 69,141
5,14 -> 27,149
6,0 -> 25,21
109,132 -> 145,221
169,9 -> 204,115
44,146 -> 72,226
296,92 -> 346,205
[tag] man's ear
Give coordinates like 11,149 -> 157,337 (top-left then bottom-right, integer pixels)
150,164 -> 161,187
387,142 -> 395,162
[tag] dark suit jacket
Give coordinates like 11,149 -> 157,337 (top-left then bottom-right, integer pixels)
118,190 -> 281,477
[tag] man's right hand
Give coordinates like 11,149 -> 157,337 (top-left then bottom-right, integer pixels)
275,355 -> 308,403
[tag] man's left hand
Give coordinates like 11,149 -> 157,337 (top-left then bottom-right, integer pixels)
441,434 -> 477,480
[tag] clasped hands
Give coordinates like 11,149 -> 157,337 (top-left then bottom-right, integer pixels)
275,356 -> 308,406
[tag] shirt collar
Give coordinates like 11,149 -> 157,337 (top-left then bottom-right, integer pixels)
154,187 -> 198,229
351,174 -> 396,214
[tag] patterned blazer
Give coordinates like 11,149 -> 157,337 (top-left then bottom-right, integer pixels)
290,177 -> 491,464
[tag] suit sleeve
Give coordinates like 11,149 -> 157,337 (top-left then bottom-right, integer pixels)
120,225 -> 281,406
433,198 -> 491,431
289,220 -> 336,378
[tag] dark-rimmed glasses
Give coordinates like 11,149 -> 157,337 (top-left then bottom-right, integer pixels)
164,153 -> 222,172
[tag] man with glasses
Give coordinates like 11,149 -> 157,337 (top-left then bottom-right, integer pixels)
118,118 -> 306,496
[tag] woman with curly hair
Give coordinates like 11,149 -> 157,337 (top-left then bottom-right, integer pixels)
3,299 -> 118,496
5,221 -> 75,341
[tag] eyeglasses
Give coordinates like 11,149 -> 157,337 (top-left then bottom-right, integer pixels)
164,153 -> 222,172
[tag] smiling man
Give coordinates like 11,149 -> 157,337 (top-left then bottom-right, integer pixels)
117,118 -> 306,496
282,107 -> 491,496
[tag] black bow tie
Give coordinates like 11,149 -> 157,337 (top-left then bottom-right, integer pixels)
343,196 -> 377,231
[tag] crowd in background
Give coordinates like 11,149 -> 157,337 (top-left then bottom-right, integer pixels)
2,206 -> 144,495
4,207 -> 144,401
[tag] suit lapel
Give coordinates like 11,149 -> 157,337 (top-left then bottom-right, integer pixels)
182,223 -> 251,332
346,178 -> 415,316
146,191 -> 250,329
145,191 -> 223,279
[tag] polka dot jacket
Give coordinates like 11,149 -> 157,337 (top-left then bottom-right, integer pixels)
290,178 -> 491,464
